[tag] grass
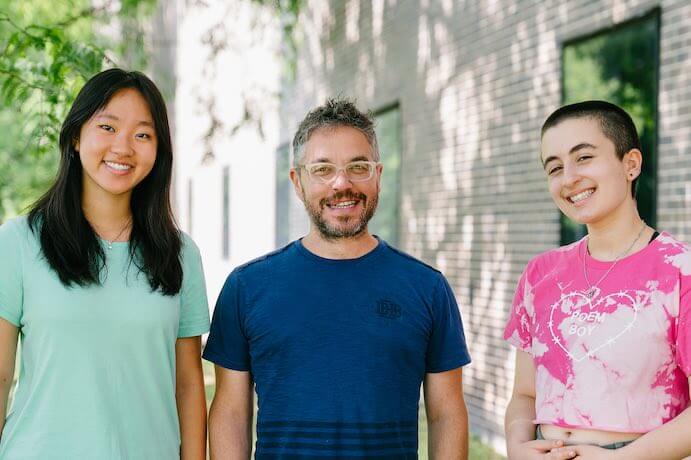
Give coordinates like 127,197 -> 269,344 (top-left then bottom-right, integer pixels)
203,361 -> 505,459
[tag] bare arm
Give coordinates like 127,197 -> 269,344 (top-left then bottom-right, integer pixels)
505,350 -> 538,451
424,367 -> 468,460
505,350 -> 571,460
208,365 -> 253,460
176,336 -> 207,460
0,318 -> 18,442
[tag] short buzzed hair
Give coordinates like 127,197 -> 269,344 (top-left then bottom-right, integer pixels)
541,100 -> 641,196
292,98 -> 379,168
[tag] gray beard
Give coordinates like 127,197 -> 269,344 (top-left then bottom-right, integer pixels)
303,191 -> 379,241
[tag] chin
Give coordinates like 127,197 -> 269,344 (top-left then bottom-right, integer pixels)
568,212 -> 605,226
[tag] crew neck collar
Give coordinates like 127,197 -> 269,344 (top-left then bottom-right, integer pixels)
579,231 -> 666,270
294,236 -> 385,264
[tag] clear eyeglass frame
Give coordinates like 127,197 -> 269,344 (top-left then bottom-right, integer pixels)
300,160 -> 380,184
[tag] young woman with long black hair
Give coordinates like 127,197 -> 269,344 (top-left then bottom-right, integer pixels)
0,68 -> 209,459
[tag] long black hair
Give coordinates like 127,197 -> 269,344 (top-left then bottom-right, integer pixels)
28,68 -> 182,295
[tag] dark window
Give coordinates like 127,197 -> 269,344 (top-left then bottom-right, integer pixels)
561,10 -> 659,244
369,105 -> 402,246
222,166 -> 230,259
275,143 -> 292,248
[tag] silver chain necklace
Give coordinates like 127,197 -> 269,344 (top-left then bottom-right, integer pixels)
104,219 -> 132,250
581,221 -> 647,299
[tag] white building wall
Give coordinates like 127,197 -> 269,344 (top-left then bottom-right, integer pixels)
174,0 -> 282,307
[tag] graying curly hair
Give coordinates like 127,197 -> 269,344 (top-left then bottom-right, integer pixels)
291,98 -> 379,168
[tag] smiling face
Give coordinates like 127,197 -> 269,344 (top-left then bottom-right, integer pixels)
76,88 -> 157,203
290,125 -> 382,240
541,117 -> 641,226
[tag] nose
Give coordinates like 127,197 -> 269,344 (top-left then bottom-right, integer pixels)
562,163 -> 581,187
330,168 -> 353,189
111,132 -> 134,156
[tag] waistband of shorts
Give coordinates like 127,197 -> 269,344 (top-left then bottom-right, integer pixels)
535,424 -> 634,450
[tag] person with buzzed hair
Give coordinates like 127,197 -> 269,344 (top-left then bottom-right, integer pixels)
204,98 -> 471,459
504,100 -> 691,460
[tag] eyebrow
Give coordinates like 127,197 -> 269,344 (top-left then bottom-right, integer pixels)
541,143 -> 597,168
311,155 -> 371,163
94,113 -> 154,128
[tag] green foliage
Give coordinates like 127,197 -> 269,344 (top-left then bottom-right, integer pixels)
0,0 -> 156,221
0,10 -> 106,155
469,434 -> 505,460
252,0 -> 303,78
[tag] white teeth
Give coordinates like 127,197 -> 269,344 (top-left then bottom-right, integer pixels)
569,189 -> 594,203
331,200 -> 357,208
105,161 -> 132,171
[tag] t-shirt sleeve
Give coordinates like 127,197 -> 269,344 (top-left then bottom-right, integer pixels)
425,274 -> 471,373
178,234 -> 210,338
202,271 -> 251,371
503,266 -> 533,353
676,265 -> 691,376
0,219 -> 24,327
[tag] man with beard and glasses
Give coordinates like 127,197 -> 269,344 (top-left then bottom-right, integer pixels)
203,98 -> 471,460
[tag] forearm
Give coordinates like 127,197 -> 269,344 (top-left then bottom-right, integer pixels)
208,401 -> 252,460
176,382 -> 207,460
427,411 -> 469,460
0,369 -> 15,442
505,393 -> 537,454
613,406 -> 691,460
0,382 -> 8,441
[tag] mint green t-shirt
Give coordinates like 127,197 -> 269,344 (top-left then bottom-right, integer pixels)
0,217 -> 210,459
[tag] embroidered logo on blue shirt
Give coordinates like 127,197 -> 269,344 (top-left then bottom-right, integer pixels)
376,299 -> 402,319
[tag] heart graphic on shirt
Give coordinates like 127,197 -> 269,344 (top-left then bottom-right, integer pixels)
548,290 -> 638,362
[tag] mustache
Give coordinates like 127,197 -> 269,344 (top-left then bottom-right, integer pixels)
320,191 -> 367,207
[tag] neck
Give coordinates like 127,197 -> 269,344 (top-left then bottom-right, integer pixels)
82,189 -> 132,234
301,228 -> 379,260
585,202 -> 650,261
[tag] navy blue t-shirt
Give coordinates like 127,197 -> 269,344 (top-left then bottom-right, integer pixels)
203,238 -> 471,459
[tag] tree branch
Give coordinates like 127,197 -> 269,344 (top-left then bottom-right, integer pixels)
0,68 -> 53,93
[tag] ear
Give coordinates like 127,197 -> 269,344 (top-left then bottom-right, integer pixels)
375,162 -> 383,188
73,138 -> 80,153
289,168 -> 305,202
622,148 -> 643,181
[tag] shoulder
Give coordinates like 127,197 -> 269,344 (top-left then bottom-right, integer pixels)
177,231 -> 204,269
0,215 -> 33,246
0,216 -> 36,271
179,231 -> 201,256
380,241 -> 442,275
655,232 -> 690,252
0,215 -> 30,234
177,232 -> 206,281
522,239 -> 582,280
652,232 -> 691,275
230,241 -> 297,279
377,240 -> 448,289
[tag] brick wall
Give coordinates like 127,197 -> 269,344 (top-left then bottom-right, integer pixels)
279,0 -> 691,450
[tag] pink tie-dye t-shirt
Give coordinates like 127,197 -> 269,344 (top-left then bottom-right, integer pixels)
504,233 -> 691,433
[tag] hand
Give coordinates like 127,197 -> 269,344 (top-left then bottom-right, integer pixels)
508,439 -> 577,460
570,444 -> 620,460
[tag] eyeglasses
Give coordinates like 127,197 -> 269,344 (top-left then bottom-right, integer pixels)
300,160 -> 379,183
